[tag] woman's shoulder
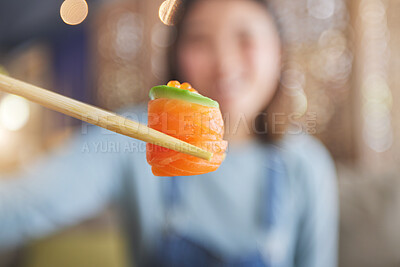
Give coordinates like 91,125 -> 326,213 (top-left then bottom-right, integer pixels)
274,134 -> 337,184
277,134 -> 332,162
271,135 -> 338,217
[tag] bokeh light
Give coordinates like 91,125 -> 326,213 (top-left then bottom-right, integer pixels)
159,0 -> 182,26
358,0 -> 392,153
281,66 -> 306,97
307,0 -> 335,20
60,0 -> 88,26
0,95 -> 30,131
291,92 -> 309,118
94,4 -> 146,109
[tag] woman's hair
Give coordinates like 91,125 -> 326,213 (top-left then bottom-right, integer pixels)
166,0 -> 292,143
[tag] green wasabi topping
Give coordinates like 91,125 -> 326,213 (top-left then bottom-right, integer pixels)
149,85 -> 219,108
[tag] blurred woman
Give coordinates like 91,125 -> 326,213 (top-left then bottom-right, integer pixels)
0,0 -> 338,266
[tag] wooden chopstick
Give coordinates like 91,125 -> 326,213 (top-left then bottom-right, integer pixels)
0,74 -> 213,161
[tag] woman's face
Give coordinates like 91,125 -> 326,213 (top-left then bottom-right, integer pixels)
177,0 -> 282,121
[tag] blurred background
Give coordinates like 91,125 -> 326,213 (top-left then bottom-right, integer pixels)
1,0 -> 400,266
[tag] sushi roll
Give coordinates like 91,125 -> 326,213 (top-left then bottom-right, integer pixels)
147,81 -> 228,176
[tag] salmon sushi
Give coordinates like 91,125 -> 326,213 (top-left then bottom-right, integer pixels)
146,81 -> 227,176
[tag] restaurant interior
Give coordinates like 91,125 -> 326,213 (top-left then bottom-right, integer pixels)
1,0 -> 400,266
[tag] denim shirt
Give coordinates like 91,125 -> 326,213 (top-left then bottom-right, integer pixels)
0,105 -> 338,267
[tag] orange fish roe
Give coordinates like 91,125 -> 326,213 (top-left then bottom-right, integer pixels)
167,80 -> 181,88
180,82 -> 198,93
167,80 -> 198,93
